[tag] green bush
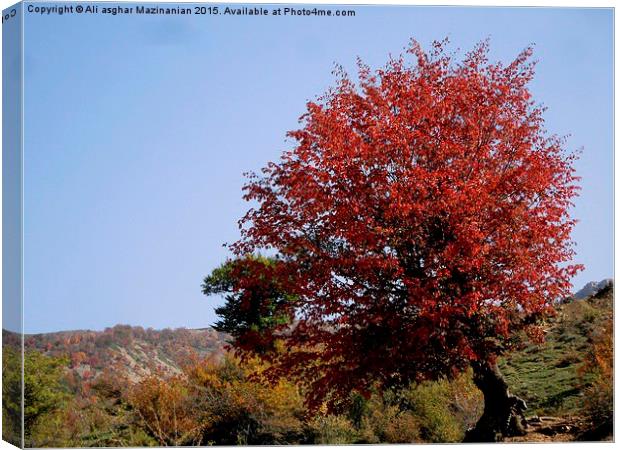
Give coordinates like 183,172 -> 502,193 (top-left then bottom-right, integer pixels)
353,391 -> 421,444
310,415 -> 358,444
400,380 -> 466,443
383,411 -> 422,443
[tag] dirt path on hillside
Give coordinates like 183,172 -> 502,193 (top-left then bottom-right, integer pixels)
503,416 -> 612,442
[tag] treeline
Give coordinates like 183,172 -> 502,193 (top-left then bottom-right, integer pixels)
4,348 -> 485,447
2,289 -> 613,446
20,325 -> 226,360
3,326 -> 227,385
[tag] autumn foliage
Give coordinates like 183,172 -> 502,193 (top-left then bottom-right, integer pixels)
228,39 -> 582,410
579,295 -> 613,436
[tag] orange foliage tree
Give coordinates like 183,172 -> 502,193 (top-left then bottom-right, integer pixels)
210,39 -> 582,441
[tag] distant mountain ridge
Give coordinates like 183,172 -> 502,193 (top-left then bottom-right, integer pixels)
4,325 -> 229,384
574,279 -> 613,300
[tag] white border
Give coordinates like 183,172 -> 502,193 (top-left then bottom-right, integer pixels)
0,2 -> 614,450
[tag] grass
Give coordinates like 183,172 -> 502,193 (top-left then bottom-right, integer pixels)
500,287 -> 613,417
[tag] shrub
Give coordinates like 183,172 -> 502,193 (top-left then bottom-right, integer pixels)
185,355 -> 307,445
580,317 -> 613,437
353,390 -> 421,444
128,375 -> 205,446
383,411 -> 422,443
310,415 -> 358,444
400,379 -> 467,443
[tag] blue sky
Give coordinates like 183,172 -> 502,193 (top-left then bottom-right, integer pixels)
19,4 -> 612,333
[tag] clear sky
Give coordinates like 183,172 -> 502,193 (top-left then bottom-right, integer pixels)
19,4 -> 613,333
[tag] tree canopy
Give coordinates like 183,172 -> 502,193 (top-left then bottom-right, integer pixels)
216,39 -> 581,412
202,256 -> 296,354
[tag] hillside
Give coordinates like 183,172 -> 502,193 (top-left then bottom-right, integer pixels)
2,284 -> 613,446
9,282 -> 610,395
500,283 -> 613,441
4,325 -> 229,384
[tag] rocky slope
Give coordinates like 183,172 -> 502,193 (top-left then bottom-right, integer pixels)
573,278 -> 613,300
4,325 -> 229,384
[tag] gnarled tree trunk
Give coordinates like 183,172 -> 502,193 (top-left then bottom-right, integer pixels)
464,360 -> 528,442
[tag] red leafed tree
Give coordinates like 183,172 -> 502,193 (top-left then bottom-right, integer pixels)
221,39 -> 582,441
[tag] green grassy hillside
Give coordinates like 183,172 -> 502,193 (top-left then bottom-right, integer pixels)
501,284 -> 613,419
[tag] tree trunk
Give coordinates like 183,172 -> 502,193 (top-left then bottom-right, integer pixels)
463,361 -> 528,442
